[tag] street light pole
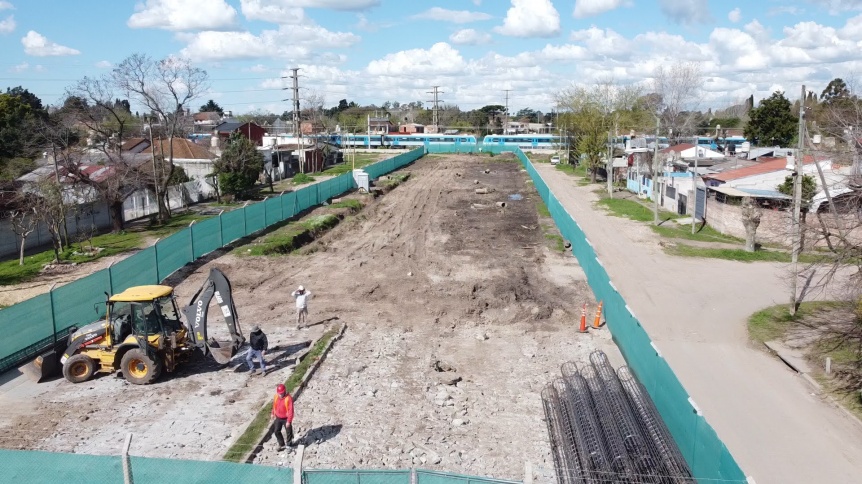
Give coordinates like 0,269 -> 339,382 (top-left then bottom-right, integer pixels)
652,116 -> 661,225
790,85 -> 806,315
692,145 -> 699,234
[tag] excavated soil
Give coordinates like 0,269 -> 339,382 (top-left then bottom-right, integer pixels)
0,154 -> 619,481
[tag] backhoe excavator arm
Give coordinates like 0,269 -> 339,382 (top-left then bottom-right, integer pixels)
182,268 -> 245,364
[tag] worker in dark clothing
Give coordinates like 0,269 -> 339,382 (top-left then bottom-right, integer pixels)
246,325 -> 268,375
270,383 -> 295,451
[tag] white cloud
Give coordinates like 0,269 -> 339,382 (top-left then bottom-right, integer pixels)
0,1 -> 12,10
412,7 -> 492,23
570,27 -> 633,59
494,0 -> 560,38
10,62 -> 27,72
659,0 -> 712,24
178,24 -> 359,61
21,31 -> 80,56
573,0 -> 629,18
247,64 -> 269,72
769,6 -> 803,15
367,42 -> 466,76
0,14 -> 13,34
128,0 -> 237,31
265,0 -> 379,10
806,0 -> 862,14
449,29 -> 492,45
240,0 -> 305,24
95,60 -> 113,68
728,8 -> 741,23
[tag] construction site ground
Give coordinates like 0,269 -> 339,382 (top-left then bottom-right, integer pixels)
0,153 -> 620,481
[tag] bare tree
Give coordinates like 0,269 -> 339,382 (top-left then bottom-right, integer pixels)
30,179 -> 73,262
51,85 -> 142,233
8,196 -> 38,265
302,91 -> 326,125
113,54 -> 208,223
650,62 -> 703,139
740,197 -> 762,252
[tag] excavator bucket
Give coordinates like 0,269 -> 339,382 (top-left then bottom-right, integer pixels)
183,268 -> 245,365
206,340 -> 237,365
20,339 -> 66,382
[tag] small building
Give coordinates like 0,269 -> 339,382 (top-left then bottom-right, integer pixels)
213,121 -> 265,146
368,116 -> 394,134
399,123 -> 425,134
193,112 -> 222,127
300,120 -> 326,135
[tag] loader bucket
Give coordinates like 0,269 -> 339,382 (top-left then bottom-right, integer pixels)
207,340 -> 237,365
20,350 -> 62,382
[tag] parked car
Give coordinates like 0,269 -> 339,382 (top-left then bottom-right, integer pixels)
550,155 -> 561,165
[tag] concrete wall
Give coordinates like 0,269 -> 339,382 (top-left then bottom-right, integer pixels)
123,180 -> 212,222
0,201 -> 112,259
705,199 -> 862,248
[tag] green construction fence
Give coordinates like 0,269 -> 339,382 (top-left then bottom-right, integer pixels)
0,148 -> 425,374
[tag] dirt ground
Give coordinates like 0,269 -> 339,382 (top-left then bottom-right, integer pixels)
0,154 -> 620,481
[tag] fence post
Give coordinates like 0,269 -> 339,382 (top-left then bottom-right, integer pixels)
152,238 -> 161,283
293,444 -> 305,484
48,283 -> 58,337
218,210 -> 224,247
188,220 -> 196,260
122,433 -> 134,484
107,261 -> 115,294
524,462 -> 533,484
411,467 -> 417,484
243,202 -> 249,236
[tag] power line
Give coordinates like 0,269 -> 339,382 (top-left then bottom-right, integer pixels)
426,86 -> 444,128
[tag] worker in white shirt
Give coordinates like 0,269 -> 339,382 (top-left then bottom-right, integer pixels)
291,285 -> 312,329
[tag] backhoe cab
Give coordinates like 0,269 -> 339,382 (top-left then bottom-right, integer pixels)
27,268 -> 244,385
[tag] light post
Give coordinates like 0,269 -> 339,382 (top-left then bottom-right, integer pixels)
790,85 -> 806,314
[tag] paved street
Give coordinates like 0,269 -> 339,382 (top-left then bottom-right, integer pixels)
535,163 -> 862,484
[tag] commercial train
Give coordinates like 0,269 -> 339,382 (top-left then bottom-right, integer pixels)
316,133 -> 561,150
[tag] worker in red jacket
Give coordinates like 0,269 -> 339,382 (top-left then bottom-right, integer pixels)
270,383 -> 294,451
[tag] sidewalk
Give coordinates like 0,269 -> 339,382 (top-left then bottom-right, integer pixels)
534,164 -> 862,484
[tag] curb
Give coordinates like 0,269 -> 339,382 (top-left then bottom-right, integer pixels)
239,322 -> 347,464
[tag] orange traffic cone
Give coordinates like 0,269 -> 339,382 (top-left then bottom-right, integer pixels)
593,301 -> 604,329
579,303 -> 588,333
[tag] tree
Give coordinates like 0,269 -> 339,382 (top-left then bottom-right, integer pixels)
113,54 -> 208,223
650,62 -> 703,139
31,179 -> 73,262
214,133 -> 263,200
59,75 -> 143,232
745,91 -> 797,147
6,86 -> 48,121
740,197 -> 762,253
0,93 -> 39,163
7,191 -> 38,265
199,99 -> 224,116
821,78 -> 851,105
777,174 -> 816,207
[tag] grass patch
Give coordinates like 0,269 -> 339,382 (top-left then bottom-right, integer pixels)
652,223 -> 742,244
536,199 -> 551,218
380,173 -> 410,187
292,173 -> 316,185
748,301 -> 844,344
544,233 -> 566,252
667,244 -> 830,263
555,163 -> 585,176
223,327 -> 338,462
596,197 -> 656,222
315,154 -> 382,176
328,199 -> 363,210
244,214 -> 340,256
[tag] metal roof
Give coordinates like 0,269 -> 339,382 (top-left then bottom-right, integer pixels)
710,185 -> 792,200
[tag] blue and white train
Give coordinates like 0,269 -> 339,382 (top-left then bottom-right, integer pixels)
332,133 -> 479,149
481,134 -> 559,149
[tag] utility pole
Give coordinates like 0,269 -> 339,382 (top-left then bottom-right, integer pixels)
427,86 -> 444,129
503,89 -> 513,133
692,145 -> 699,234
607,131 -> 614,198
652,116 -> 661,225
790,85 -> 806,315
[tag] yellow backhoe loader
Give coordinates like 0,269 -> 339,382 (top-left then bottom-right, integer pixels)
26,268 -> 245,385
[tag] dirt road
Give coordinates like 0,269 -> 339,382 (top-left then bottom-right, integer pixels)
0,154 -> 617,481
534,163 -> 862,484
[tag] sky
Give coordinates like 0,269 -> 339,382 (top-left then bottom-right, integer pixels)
0,0 -> 861,117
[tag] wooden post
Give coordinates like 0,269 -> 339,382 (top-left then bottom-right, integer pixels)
524,462 -> 533,484
826,357 -> 832,376
292,444 -> 305,484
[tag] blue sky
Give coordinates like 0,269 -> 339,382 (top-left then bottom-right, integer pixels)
1,0 -> 861,116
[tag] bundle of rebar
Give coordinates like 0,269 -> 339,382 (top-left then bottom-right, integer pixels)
541,350 -> 694,483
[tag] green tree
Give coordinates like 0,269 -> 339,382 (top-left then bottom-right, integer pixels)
777,174 -> 817,207
214,133 -> 263,199
820,78 -> 850,105
745,91 -> 797,146
199,99 -> 224,116
0,93 -> 39,163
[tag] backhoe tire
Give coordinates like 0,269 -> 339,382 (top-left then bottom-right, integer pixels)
62,354 -> 96,384
121,348 -> 162,385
